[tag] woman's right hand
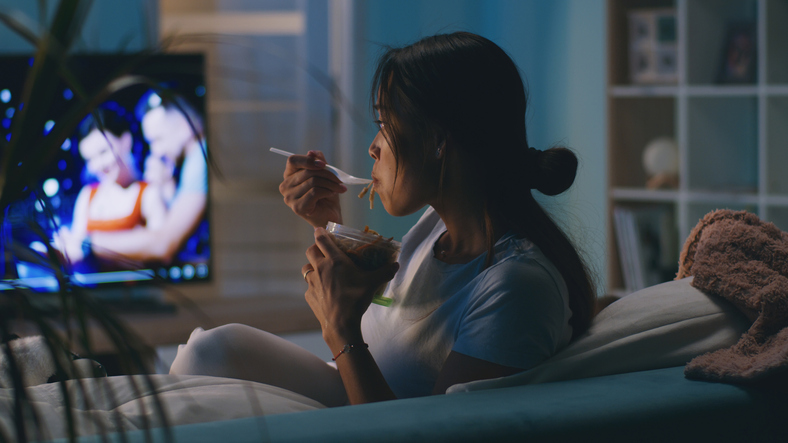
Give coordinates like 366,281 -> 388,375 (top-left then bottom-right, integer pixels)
279,150 -> 347,228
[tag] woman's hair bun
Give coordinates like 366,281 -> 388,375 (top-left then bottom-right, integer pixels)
532,146 -> 578,196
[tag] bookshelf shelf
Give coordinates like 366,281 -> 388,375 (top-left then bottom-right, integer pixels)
609,85 -> 679,97
610,85 -> 788,97
611,188 -> 680,202
606,0 -> 788,294
685,85 -> 758,96
609,188 -> 781,205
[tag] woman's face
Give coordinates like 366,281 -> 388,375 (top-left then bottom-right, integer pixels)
142,107 -> 194,162
368,113 -> 438,217
79,129 -> 131,184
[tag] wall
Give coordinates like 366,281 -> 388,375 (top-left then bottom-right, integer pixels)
0,0 -> 154,53
348,0 -> 609,292
0,0 -> 609,295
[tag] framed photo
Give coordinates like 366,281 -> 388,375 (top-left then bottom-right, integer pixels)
628,8 -> 677,85
717,22 -> 757,84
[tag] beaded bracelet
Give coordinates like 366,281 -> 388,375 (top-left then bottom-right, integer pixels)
332,343 -> 369,361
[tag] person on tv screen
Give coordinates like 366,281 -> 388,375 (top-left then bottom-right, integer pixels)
88,92 -> 208,265
143,152 -> 176,206
53,106 -> 167,267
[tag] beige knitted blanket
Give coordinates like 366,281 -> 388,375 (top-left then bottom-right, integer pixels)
676,209 -> 788,383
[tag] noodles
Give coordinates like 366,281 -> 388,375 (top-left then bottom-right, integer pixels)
358,183 -> 370,198
358,182 -> 375,209
326,221 -> 400,307
362,225 -> 380,236
327,224 -> 397,271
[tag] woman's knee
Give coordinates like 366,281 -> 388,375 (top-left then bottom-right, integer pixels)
170,323 -> 252,375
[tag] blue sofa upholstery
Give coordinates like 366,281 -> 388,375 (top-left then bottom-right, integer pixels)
63,366 -> 785,443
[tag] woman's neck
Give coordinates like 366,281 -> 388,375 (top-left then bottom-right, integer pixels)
115,166 -> 135,188
429,148 -> 507,263
431,188 -> 491,264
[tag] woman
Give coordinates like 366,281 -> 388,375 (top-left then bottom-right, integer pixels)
54,106 -> 166,267
170,32 -> 596,406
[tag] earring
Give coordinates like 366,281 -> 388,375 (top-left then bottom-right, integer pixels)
435,141 -> 445,159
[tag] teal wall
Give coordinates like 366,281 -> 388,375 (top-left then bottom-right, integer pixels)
356,0 -> 608,292
0,1 -> 153,53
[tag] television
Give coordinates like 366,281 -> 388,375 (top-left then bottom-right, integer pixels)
0,54 -> 211,305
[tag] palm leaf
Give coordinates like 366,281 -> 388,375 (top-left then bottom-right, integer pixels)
0,0 -> 90,202
0,1 -> 176,441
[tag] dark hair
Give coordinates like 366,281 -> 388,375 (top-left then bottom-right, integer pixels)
136,90 -> 204,136
371,32 -> 596,337
78,103 -> 130,141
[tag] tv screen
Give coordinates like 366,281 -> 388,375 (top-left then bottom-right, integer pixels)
0,54 -> 211,295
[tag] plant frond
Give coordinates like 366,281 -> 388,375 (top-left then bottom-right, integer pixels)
0,9 -> 41,47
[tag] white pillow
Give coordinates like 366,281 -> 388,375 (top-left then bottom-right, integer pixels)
0,374 -> 324,440
447,277 -> 750,393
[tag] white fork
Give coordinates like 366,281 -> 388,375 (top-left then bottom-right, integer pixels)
269,147 -> 372,185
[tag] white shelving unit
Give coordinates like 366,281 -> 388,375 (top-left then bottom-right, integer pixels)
606,0 -> 788,293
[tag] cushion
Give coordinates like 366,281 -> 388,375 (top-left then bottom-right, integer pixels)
0,374 -> 324,441
447,277 -> 751,393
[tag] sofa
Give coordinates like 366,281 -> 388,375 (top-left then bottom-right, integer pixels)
3,278 -> 785,442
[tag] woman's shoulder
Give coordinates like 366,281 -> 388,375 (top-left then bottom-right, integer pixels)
480,236 -> 567,300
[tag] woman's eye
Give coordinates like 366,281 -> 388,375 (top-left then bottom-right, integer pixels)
374,120 -> 385,130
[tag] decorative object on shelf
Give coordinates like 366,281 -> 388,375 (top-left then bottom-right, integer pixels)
716,22 -> 757,84
628,8 -> 677,85
642,137 -> 679,190
614,205 -> 678,294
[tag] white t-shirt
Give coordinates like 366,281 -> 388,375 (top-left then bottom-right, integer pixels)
361,207 -> 573,398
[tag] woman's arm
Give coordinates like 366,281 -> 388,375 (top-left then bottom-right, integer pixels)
141,184 -> 168,230
325,329 -> 397,404
303,227 -> 399,404
53,187 -> 91,263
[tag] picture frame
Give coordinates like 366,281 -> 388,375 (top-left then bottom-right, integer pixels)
628,8 -> 677,85
717,22 -> 757,84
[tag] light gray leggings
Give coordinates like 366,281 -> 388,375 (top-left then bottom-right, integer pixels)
169,323 -> 348,407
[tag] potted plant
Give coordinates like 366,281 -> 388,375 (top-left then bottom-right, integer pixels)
0,1 -> 177,441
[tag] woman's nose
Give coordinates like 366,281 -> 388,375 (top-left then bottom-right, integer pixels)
368,133 -> 381,160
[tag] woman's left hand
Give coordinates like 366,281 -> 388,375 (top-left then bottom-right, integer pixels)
302,227 -> 399,346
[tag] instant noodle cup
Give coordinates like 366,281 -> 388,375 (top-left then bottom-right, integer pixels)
326,222 -> 401,307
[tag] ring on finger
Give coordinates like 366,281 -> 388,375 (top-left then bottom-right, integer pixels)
303,269 -> 314,281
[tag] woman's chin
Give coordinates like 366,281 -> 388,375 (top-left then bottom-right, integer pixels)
384,201 -> 426,218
